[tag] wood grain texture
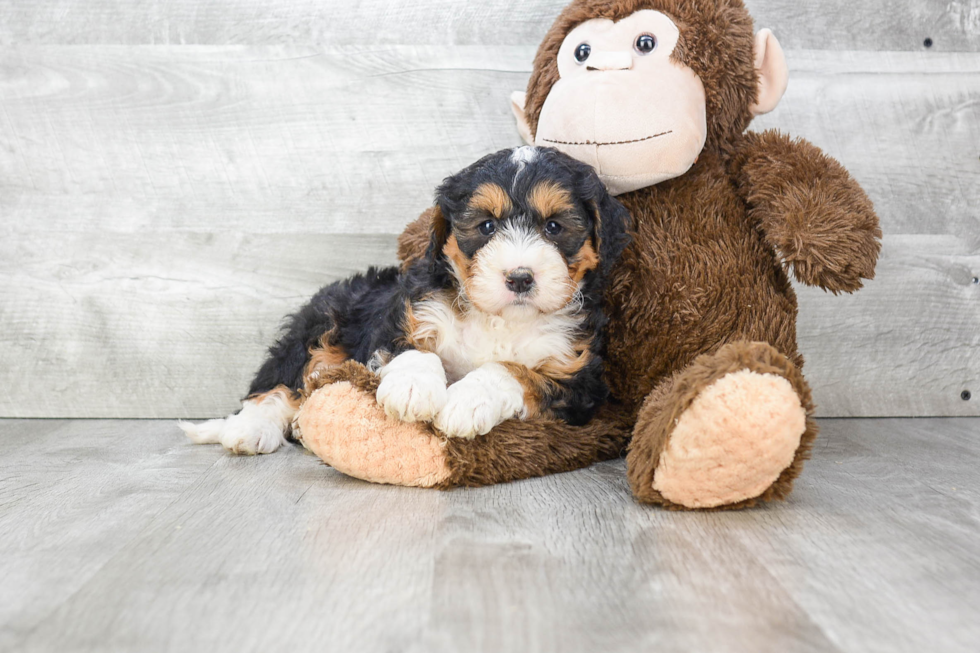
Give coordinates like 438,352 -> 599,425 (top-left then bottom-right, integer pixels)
0,232 -> 399,418
0,0 -> 977,51
0,420 -> 221,652
1,417 -> 978,652
1,48 -> 976,237
1,46 -> 977,417
0,46 -> 531,236
797,235 -> 980,417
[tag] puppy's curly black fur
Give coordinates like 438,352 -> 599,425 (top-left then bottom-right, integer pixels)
246,146 -> 630,437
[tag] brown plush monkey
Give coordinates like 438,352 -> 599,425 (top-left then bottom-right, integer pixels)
295,0 -> 881,509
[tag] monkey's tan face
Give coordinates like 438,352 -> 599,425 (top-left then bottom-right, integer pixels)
533,10 -> 707,195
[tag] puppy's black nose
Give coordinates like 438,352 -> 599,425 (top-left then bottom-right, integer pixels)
505,268 -> 535,294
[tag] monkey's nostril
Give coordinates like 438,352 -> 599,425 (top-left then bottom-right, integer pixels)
505,269 -> 535,294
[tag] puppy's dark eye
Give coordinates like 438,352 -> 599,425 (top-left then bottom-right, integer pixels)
574,43 -> 591,64
635,34 -> 657,54
545,220 -> 563,236
478,220 -> 496,236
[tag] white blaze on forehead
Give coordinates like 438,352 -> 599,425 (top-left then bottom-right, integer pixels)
510,145 -> 539,188
511,145 -> 538,165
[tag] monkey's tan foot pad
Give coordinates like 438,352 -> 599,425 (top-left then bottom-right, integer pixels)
652,369 -> 806,509
296,380 -> 451,488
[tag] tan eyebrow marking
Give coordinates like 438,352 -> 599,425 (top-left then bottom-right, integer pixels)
468,183 -> 512,218
527,181 -> 575,217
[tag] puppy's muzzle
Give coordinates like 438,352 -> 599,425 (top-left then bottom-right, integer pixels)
505,268 -> 535,294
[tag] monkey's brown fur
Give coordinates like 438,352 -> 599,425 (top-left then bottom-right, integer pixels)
302,360 -> 634,488
298,0 -> 880,509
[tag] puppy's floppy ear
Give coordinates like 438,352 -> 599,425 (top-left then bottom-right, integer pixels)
578,167 -> 631,278
429,157 -> 484,264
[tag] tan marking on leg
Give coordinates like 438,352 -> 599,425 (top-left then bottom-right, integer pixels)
536,339 -> 594,381
404,291 -> 459,353
527,181 -> 575,218
246,384 -> 303,438
402,300 -> 421,348
303,337 -> 349,395
499,362 -> 547,418
468,183 -> 512,218
247,384 -> 303,410
403,300 -> 435,351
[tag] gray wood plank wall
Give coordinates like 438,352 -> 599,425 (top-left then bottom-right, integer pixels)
1,1 -> 978,418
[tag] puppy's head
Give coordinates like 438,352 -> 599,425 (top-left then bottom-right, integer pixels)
427,146 -> 630,319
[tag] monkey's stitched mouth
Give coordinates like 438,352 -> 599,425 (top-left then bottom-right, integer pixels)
540,130 -> 673,147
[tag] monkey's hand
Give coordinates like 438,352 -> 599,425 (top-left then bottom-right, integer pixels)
731,130 -> 882,294
397,206 -> 439,270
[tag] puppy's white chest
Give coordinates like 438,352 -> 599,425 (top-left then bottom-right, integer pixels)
412,300 -> 581,382
457,315 -> 531,366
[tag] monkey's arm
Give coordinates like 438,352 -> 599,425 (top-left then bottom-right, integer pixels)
731,130 -> 882,293
397,207 -> 438,269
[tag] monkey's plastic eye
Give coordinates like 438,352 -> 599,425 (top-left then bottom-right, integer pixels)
545,221 -> 563,236
478,220 -> 496,236
574,43 -> 591,64
635,34 -> 657,54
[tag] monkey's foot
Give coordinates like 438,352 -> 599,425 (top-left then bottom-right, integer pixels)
295,360 -> 632,489
627,342 -> 817,509
295,362 -> 451,488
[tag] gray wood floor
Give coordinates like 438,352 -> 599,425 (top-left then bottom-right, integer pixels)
1,419 -> 977,652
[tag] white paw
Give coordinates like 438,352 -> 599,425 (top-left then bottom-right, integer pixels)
434,364 -> 525,439
220,413 -> 287,455
376,350 -> 448,423
180,392 -> 295,456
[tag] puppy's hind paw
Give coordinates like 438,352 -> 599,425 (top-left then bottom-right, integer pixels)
178,418 -> 225,445
220,416 -> 287,455
182,392 -> 295,456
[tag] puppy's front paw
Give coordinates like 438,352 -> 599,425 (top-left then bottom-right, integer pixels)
434,364 -> 525,439
377,372 -> 447,422
376,350 -> 448,423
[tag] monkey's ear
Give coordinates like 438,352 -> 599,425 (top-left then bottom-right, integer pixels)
510,91 -> 535,145
750,29 -> 789,116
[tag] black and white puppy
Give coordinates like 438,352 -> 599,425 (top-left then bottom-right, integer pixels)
181,146 -> 630,454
